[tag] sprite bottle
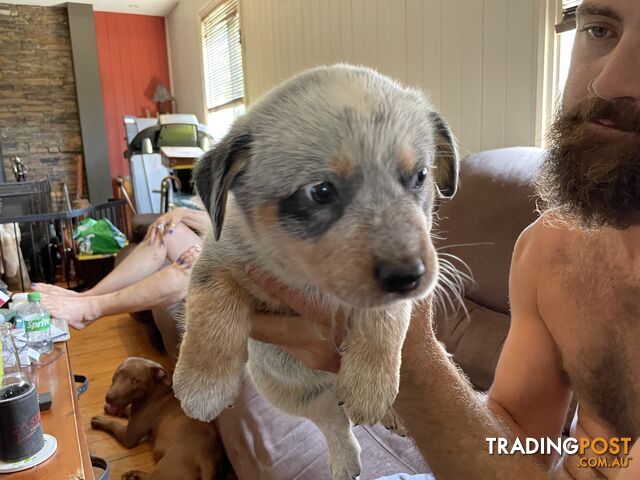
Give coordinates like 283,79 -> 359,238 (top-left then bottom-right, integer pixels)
23,292 -> 52,355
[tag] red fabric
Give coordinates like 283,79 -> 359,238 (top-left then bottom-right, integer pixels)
94,12 -> 171,179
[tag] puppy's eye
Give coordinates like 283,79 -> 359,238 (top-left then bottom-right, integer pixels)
410,168 -> 428,190
303,181 -> 338,205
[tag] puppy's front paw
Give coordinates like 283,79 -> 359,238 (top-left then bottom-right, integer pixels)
381,408 -> 407,437
336,368 -> 398,426
91,415 -> 110,431
325,427 -> 362,480
173,366 -> 241,421
330,450 -> 362,480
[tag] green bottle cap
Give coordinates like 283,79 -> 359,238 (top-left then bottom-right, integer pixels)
27,292 -> 41,302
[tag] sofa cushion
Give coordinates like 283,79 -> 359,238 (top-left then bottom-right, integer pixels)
217,376 -> 429,480
434,298 -> 510,391
434,147 -> 543,314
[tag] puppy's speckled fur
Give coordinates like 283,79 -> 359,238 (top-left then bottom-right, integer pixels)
173,65 -> 458,480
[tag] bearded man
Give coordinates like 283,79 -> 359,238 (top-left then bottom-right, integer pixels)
246,1 -> 640,478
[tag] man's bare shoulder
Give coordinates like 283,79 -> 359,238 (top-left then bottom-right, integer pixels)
512,210 -> 579,275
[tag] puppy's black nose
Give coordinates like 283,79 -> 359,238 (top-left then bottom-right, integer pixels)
375,260 -> 425,293
105,393 -> 115,404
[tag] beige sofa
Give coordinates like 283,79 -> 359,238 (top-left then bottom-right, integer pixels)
131,146 -> 544,479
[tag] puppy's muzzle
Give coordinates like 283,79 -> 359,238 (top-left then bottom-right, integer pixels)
374,258 -> 426,293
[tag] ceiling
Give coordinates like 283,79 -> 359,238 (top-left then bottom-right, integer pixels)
2,0 -> 177,16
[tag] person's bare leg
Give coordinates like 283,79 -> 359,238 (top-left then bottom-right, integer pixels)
41,245 -> 201,330
34,223 -> 201,297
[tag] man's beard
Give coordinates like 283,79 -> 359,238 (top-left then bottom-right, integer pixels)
537,97 -> 640,229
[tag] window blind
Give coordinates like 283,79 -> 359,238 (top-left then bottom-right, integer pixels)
556,0 -> 582,33
202,0 -> 244,112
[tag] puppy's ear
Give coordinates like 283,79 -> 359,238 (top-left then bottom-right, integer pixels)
152,366 -> 172,386
193,128 -> 252,240
429,112 -> 459,199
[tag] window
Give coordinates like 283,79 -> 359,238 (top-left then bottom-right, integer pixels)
554,0 -> 580,107
537,0 -> 580,145
201,0 -> 245,141
556,29 -> 576,99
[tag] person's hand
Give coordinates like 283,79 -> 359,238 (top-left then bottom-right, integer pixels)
175,245 -> 201,270
247,266 -> 346,373
145,209 -> 188,246
614,438 -> 640,480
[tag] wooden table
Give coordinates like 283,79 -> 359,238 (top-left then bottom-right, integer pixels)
8,343 -> 94,480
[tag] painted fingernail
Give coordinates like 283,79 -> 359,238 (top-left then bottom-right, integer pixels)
177,259 -> 184,265
168,229 -> 174,234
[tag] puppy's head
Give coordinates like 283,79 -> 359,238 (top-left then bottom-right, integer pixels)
104,357 -> 170,415
195,65 -> 458,308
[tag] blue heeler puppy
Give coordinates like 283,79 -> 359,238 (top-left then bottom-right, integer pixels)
173,64 -> 459,480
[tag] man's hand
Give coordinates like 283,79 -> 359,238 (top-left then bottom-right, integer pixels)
247,267 -> 436,373
614,439 -> 640,480
247,267 -> 346,373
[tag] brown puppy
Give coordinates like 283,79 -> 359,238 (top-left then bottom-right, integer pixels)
91,357 -> 222,480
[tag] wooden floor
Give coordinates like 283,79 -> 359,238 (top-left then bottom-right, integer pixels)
68,313 -> 173,479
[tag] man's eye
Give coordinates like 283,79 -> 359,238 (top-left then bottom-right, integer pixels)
583,26 -> 613,39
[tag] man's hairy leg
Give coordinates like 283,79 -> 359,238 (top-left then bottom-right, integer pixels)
395,301 -> 547,480
41,250 -> 197,329
86,223 -> 201,296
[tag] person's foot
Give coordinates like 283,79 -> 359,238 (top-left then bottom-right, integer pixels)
40,293 -> 100,330
32,283 -> 81,297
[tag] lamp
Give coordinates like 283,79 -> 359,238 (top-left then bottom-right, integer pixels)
152,81 -> 175,115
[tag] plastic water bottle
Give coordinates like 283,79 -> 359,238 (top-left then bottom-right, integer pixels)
0,322 -> 30,391
22,292 -> 52,355
10,293 -> 28,329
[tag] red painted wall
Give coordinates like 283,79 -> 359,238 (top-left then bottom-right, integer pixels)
94,12 -> 171,179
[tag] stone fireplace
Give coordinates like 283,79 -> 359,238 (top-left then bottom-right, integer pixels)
0,3 -> 83,200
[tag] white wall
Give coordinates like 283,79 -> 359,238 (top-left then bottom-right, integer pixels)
168,0 -> 542,155
166,0 -> 212,123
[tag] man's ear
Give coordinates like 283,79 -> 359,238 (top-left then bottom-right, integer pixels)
152,366 -> 171,386
193,128 -> 252,240
429,112 -> 459,199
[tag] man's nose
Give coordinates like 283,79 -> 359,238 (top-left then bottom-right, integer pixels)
374,259 -> 425,293
591,36 -> 640,101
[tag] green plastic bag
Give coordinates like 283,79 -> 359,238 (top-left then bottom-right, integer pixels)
73,218 -> 127,255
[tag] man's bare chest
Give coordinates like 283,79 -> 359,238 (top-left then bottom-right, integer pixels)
539,242 -> 640,438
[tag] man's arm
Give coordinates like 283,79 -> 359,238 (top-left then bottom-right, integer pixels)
247,222 -> 571,478
489,222 -> 573,466
395,222 -> 572,479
